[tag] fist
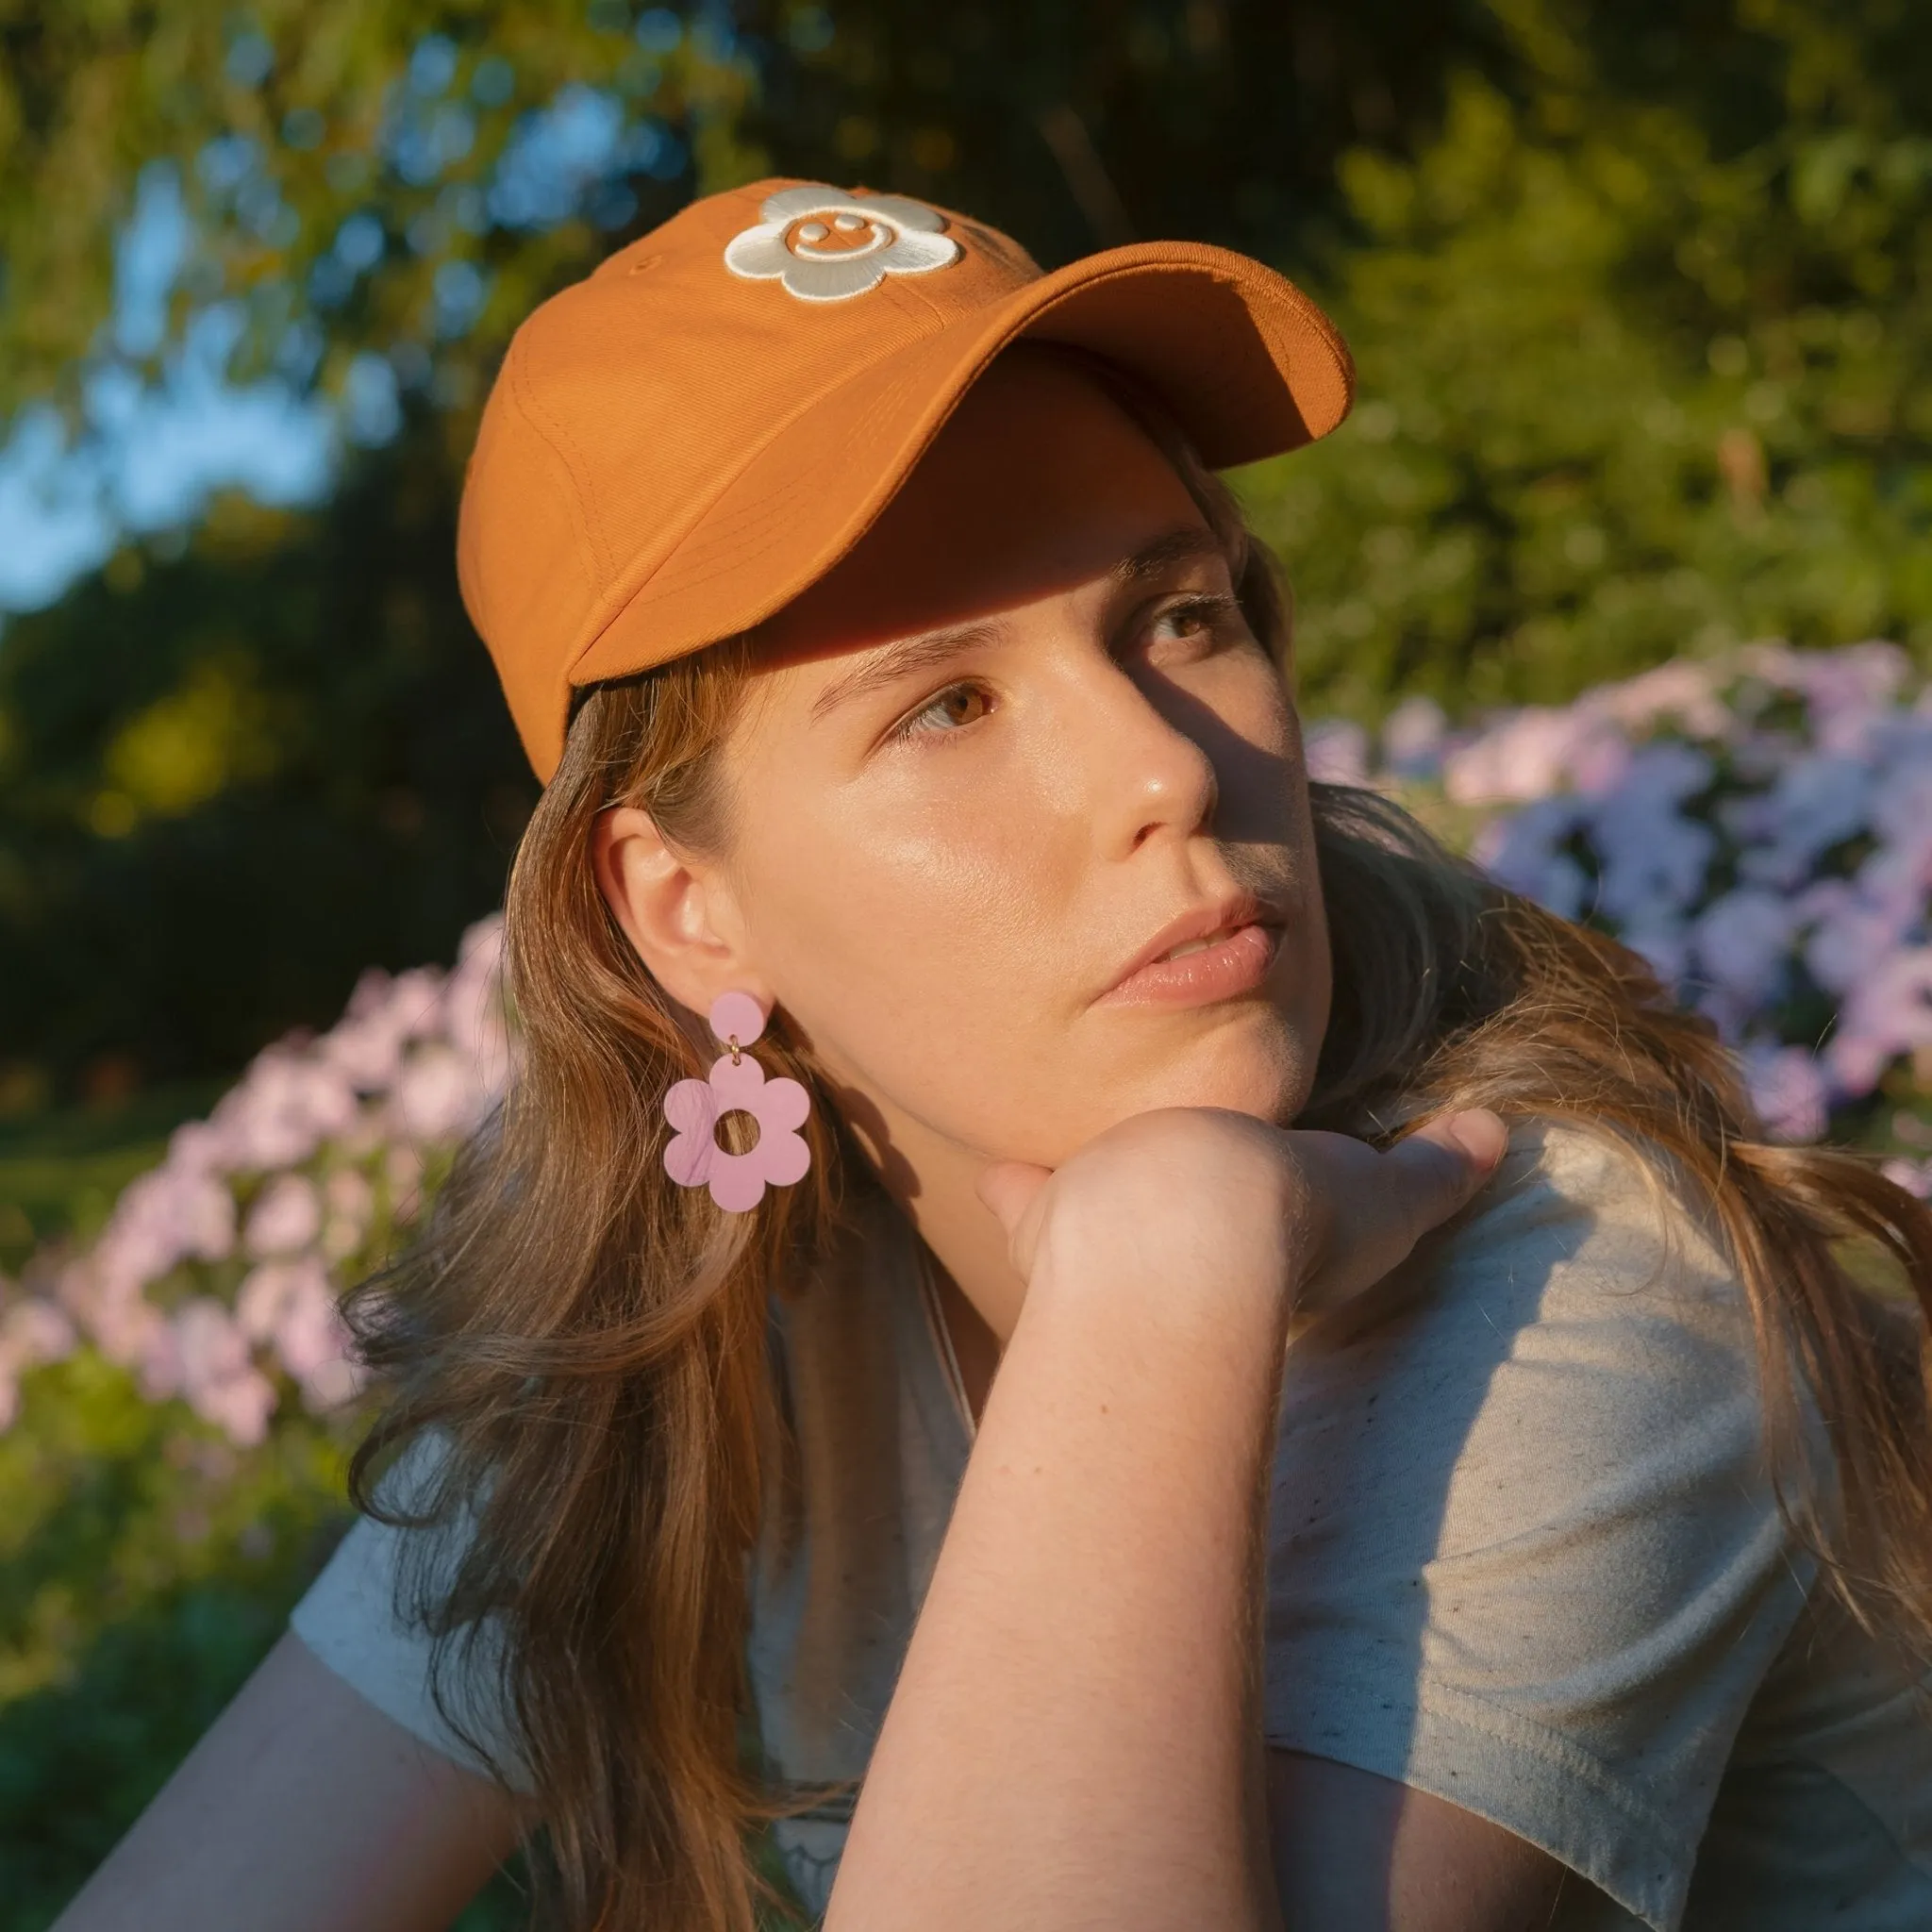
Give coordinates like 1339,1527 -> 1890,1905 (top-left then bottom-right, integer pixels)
978,1108 -> 1507,1326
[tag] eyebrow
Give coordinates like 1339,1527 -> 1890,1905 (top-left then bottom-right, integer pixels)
808,525 -> 1228,724
809,620 -> 1009,723
1110,524 -> 1227,586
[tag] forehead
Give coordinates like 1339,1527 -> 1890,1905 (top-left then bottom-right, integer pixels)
754,351 -> 1214,671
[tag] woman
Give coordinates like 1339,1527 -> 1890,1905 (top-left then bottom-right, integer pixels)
58,181 -> 1932,1932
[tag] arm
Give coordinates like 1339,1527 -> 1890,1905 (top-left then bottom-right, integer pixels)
1267,1752 -> 1585,1930
53,1631 -> 524,1932
830,1125 -> 1293,1930
825,1107 -> 1506,1931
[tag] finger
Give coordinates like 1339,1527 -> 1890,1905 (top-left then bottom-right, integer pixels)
976,1159 -> 1056,1280
1383,1109 -> 1507,1239
1426,1108 -> 1509,1171
975,1160 -> 1053,1239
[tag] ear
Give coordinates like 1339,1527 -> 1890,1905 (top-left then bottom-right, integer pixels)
591,806 -> 771,1020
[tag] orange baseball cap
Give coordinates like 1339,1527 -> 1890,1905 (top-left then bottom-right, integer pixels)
458,177 -> 1355,780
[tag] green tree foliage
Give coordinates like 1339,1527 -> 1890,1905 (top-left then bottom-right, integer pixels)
0,0 -> 1491,415
0,0 -> 1495,1109
0,2 -> 753,1108
735,0 -> 1499,268
0,418 -> 532,1101
0,0 -> 756,418
1240,0 -> 1932,716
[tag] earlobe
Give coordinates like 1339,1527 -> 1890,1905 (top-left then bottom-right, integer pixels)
591,806 -> 770,1018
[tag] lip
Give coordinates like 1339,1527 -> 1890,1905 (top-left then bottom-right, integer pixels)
1096,894 -> 1285,1009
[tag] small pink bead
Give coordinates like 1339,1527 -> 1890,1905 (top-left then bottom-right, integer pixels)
708,991 -> 765,1048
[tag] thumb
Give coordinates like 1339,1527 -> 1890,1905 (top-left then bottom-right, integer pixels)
975,1159 -> 1054,1274
1384,1108 -> 1508,1236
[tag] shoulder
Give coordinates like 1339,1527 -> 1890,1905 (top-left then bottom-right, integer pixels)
1278,1119 -> 1772,1532
1429,1116 -> 1738,1320
1288,1119 -> 1749,1403
1354,1119 -> 1769,1533
1269,1116 -> 1811,1710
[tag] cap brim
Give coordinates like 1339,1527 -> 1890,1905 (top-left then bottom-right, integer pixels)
563,242 -> 1351,755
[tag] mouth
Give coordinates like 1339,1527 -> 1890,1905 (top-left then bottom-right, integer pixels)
1159,923 -> 1249,960
1097,896 -> 1286,1010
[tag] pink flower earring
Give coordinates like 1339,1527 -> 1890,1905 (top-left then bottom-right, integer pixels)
661,992 -> 812,1212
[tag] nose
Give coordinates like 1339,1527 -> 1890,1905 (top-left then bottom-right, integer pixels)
1068,654 -> 1222,859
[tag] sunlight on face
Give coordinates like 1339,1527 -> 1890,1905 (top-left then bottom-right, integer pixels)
716,350 -> 1331,1178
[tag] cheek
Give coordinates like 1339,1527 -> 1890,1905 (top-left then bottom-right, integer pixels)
734,767 -> 1082,1107
1198,647 -> 1299,773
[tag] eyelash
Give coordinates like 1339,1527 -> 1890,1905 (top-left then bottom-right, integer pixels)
887,594 -> 1241,745
1153,592 -> 1241,646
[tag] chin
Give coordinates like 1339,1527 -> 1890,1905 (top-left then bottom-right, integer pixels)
1120,1012 -> 1310,1126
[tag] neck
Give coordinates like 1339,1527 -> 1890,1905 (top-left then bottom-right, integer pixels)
845,1100 -> 1022,1366
898,1131 -> 1025,1339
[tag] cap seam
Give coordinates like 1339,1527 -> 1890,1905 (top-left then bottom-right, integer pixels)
559,313 -> 952,685
505,339 -> 616,591
601,381 -> 941,610
618,352 -> 951,604
639,351 -> 940,573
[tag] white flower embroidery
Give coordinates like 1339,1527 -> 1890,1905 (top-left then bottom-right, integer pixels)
723,185 -> 961,302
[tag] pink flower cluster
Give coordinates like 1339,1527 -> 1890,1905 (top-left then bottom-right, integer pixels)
0,916 -> 511,1441
1311,643 -> 1932,1165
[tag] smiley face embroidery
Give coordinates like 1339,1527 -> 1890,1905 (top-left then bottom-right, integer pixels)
723,184 -> 962,302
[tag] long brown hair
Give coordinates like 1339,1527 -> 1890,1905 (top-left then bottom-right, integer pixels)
345,358 -> 1932,1930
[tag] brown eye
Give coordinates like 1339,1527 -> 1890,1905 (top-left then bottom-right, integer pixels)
1132,593 -> 1255,678
900,681 -> 993,739
1149,595 -> 1235,651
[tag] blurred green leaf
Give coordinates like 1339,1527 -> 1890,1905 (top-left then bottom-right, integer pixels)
1239,2 -> 1932,720
0,1 -> 761,420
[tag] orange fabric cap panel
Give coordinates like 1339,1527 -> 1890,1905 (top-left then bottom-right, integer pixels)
457,178 -> 1356,780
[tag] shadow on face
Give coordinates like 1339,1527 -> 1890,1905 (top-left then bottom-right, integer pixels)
705,347 -> 1333,1174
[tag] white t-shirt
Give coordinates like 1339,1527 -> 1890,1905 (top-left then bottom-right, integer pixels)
291,1124 -> 1932,1926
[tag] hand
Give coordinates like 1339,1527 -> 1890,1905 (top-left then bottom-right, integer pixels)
977,1108 -> 1507,1326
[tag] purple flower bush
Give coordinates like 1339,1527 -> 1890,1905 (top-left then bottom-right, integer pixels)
1309,641 -> 1932,1188
7,641 -> 1931,1443
0,918 -> 509,1438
